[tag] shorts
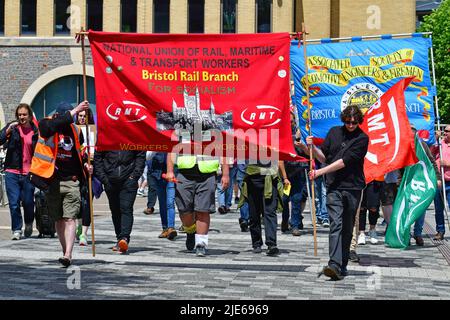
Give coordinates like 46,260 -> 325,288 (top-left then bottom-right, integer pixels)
381,182 -> 398,206
175,171 -> 216,214
46,180 -> 81,220
361,180 -> 383,210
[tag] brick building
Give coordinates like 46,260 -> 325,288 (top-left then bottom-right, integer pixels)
0,0 -> 416,125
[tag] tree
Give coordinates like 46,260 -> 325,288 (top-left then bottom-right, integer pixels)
418,0 -> 450,123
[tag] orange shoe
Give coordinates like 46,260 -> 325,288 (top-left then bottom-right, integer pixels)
118,239 -> 128,253
158,229 -> 169,238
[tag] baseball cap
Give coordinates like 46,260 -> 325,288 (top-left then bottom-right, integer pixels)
55,102 -> 73,115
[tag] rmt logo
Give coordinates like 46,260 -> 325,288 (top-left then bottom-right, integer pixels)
240,105 -> 281,128
106,100 -> 148,123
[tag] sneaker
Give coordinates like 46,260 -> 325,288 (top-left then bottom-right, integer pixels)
118,239 -> 128,253
321,220 -> 330,228
267,246 -> 280,256
166,228 -> 178,240
24,224 -> 33,238
158,229 -> 169,238
186,232 -> 196,251
195,245 -> 206,257
433,232 -> 445,241
322,265 -> 344,281
252,246 -> 262,254
11,231 -> 21,240
368,229 -> 378,244
143,207 -> 155,215
76,225 -> 82,240
79,234 -> 88,246
218,206 -> 227,214
414,236 -> 424,246
381,219 -> 387,226
357,233 -> 366,245
137,189 -> 144,196
349,250 -> 360,263
292,228 -> 301,236
234,196 -> 239,205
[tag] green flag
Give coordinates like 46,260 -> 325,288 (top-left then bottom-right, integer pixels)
385,134 -> 437,249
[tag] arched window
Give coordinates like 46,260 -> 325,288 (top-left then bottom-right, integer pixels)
31,76 -> 96,120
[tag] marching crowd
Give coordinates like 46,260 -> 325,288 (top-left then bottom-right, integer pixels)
1,100 -> 448,281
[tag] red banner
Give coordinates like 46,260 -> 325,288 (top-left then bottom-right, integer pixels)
361,77 -> 418,183
88,31 -> 301,161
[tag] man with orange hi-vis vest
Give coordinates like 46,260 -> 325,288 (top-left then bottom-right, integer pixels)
30,101 -> 91,268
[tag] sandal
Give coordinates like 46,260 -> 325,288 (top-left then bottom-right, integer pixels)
58,257 -> 72,268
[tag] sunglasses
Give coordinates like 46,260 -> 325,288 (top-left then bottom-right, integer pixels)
344,120 -> 358,125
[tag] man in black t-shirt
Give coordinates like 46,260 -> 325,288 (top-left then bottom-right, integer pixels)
304,105 -> 369,280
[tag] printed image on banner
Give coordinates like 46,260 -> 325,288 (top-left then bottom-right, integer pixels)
88,31 -> 299,161
290,37 -> 435,144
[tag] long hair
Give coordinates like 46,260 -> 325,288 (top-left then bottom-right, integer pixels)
75,108 -> 95,125
15,103 -> 33,121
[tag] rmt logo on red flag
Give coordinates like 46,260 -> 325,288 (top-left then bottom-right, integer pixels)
361,77 -> 418,183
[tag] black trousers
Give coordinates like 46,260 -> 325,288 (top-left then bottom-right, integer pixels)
106,178 -> 138,243
327,189 -> 362,271
246,175 -> 278,248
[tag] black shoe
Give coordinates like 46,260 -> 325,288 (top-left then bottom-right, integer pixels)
349,250 -> 360,263
58,257 -> 72,268
281,221 -> 290,233
239,219 -> 248,232
267,246 -> 280,256
414,236 -> 424,246
186,232 -> 196,251
322,265 -> 344,281
252,246 -> 262,254
218,206 -> 227,214
298,222 -> 304,230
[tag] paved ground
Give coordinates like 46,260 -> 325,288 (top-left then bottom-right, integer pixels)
1,192 -> 450,301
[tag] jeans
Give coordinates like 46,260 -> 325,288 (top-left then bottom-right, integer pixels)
236,164 -> 249,222
5,172 -> 35,232
282,172 -> 305,228
146,175 -> 158,209
414,183 -> 449,236
217,165 -> 237,208
156,178 -> 176,229
315,175 -> 329,223
106,177 -> 138,243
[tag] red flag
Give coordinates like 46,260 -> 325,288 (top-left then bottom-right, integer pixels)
88,31 -> 303,162
361,77 -> 418,183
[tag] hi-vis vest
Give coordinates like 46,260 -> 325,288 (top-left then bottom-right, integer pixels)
30,124 -> 83,178
177,155 -> 219,174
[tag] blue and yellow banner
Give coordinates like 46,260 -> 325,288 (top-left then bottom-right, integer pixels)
290,36 -> 435,144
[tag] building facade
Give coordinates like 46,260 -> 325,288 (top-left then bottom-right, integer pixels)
0,0 -> 416,125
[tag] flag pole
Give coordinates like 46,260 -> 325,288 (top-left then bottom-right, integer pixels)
79,28 -> 96,257
429,34 -> 450,231
301,23 -> 318,256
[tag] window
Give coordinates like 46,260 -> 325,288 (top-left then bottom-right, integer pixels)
87,0 -> 103,31
21,0 -> 37,35
256,0 -> 271,33
121,0 -> 137,32
54,0 -> 70,35
0,0 -> 4,35
153,0 -> 170,33
222,0 -> 236,33
31,76 -> 96,120
188,0 -> 204,33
